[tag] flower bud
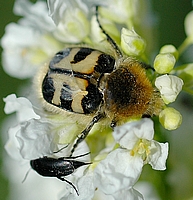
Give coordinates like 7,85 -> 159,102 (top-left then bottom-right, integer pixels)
184,10 -> 193,36
159,107 -> 182,130
121,28 -> 146,56
154,53 -> 176,74
160,45 -> 179,60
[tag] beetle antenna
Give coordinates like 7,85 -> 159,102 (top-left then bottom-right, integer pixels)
61,152 -> 91,159
53,144 -> 69,154
95,6 -> 123,58
69,152 -> 90,159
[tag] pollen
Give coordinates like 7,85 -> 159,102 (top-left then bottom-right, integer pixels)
130,139 -> 151,161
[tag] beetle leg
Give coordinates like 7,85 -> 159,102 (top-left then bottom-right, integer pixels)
70,113 -> 104,156
110,120 -> 117,129
57,176 -> 79,195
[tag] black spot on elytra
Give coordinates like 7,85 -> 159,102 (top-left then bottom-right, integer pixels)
71,48 -> 93,64
81,84 -> 103,114
60,83 -> 73,111
42,73 -> 55,103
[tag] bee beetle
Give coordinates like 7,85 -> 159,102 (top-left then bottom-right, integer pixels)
30,152 -> 91,195
36,6 -> 163,155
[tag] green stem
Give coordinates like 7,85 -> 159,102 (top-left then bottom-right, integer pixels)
178,36 -> 193,55
183,86 -> 193,94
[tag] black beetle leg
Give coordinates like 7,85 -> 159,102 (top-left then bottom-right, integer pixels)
70,113 -> 104,156
57,176 -> 79,196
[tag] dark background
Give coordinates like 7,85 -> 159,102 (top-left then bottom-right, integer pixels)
0,0 -> 192,199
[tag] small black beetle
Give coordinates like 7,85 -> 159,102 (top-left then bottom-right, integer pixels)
30,153 -> 91,195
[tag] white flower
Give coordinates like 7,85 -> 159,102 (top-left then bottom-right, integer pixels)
155,75 -> 184,104
61,171 -> 95,200
14,0 -> 55,32
99,0 -> 140,25
1,0 -> 62,79
3,94 -> 53,159
113,118 -> 168,170
94,148 -> 143,195
3,94 -> 40,123
48,0 -> 90,43
47,0 -> 88,25
1,23 -> 42,78
4,95 -> 76,160
62,167 -> 141,200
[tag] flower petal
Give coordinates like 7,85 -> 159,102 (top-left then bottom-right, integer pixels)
148,141 -> 169,170
1,23 -> 61,79
16,119 -> 55,159
14,0 -> 55,32
113,119 -> 154,150
155,75 -> 184,104
1,23 -> 41,78
3,94 -> 40,123
47,0 -> 88,25
94,148 -> 143,195
5,125 -> 24,162
112,187 -> 144,200
61,172 -> 95,200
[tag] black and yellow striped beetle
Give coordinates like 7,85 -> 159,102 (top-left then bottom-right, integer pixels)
35,6 -> 163,156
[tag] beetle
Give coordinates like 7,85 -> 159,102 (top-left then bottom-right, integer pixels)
35,6 -> 163,156
30,152 -> 91,195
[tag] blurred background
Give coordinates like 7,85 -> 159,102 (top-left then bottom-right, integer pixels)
0,0 -> 193,199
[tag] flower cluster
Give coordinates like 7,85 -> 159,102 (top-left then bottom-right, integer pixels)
2,0 -> 193,199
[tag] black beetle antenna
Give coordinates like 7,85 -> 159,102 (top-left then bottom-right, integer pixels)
53,144 -> 69,154
61,152 -> 90,160
95,6 -> 123,58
